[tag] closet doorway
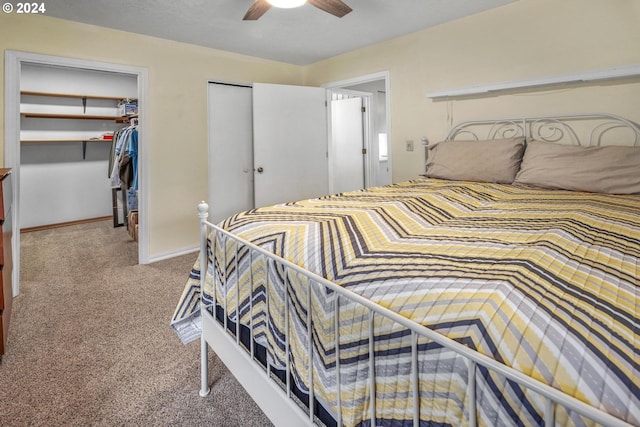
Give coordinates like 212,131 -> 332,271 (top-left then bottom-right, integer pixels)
207,82 -> 253,223
207,82 -> 328,223
4,51 -> 148,297
207,76 -> 390,224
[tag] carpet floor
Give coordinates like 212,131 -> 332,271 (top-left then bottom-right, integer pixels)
0,220 -> 272,426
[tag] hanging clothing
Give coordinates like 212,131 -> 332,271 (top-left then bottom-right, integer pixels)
118,127 -> 138,190
110,126 -> 132,187
109,124 -> 139,210
127,129 -> 139,192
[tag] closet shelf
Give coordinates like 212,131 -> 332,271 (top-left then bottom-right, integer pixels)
21,112 -> 124,120
20,91 -> 129,101
20,91 -> 133,159
20,139 -> 111,143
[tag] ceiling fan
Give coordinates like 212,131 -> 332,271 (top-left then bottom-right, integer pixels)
243,0 -> 352,20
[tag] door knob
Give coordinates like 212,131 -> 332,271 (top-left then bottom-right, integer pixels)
256,167 -> 264,173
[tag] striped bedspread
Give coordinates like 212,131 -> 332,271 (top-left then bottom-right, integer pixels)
172,178 -> 639,427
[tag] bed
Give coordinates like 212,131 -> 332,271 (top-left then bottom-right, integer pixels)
171,114 -> 640,427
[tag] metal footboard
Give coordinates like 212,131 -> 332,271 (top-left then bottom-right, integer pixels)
196,201 -> 631,427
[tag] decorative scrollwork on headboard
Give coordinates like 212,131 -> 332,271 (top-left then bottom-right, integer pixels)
529,119 -> 579,145
447,120 -> 525,141
487,121 -> 525,140
445,113 -> 640,147
590,120 -> 640,146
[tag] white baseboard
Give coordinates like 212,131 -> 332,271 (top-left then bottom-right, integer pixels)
147,245 -> 199,264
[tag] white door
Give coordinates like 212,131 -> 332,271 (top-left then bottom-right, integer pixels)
331,96 -> 364,193
207,83 -> 254,223
252,83 -> 328,207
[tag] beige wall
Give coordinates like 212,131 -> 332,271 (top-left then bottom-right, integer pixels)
305,0 -> 640,182
2,0 -> 639,260
0,13 -> 304,259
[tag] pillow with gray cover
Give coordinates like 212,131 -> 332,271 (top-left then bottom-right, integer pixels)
514,140 -> 640,194
425,136 -> 525,184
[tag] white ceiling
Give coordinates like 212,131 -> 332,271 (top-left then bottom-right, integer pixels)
43,0 -> 518,66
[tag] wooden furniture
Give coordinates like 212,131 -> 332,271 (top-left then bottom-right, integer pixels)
0,169 -> 13,357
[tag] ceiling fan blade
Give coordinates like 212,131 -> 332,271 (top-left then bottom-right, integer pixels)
308,0 -> 352,18
243,0 -> 272,20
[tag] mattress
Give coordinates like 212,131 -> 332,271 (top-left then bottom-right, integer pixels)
172,178 -> 639,426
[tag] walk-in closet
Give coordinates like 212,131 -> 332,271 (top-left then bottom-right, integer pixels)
19,63 -> 139,241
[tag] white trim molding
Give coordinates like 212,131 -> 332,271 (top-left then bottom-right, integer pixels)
4,50 -> 149,296
427,64 -> 640,99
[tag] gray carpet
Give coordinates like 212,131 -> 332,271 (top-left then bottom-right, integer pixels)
0,220 -> 272,426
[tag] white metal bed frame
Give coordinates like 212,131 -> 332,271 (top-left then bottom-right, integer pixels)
443,113 -> 640,145
196,113 -> 640,427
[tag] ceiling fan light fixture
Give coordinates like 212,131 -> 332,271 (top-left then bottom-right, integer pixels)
266,0 -> 306,8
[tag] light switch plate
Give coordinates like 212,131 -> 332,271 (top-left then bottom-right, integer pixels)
406,140 -> 414,151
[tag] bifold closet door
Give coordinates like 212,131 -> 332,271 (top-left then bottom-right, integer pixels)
207,83 -> 254,223
252,83 -> 328,208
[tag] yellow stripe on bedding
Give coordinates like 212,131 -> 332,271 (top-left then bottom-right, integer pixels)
188,179 -> 640,427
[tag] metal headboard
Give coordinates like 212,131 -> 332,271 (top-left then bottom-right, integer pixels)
444,113 -> 640,147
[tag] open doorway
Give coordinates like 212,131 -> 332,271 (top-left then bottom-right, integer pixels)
324,72 -> 391,190
4,51 -> 148,297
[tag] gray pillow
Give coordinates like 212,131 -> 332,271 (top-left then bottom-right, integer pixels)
426,137 -> 525,184
514,140 -> 640,194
